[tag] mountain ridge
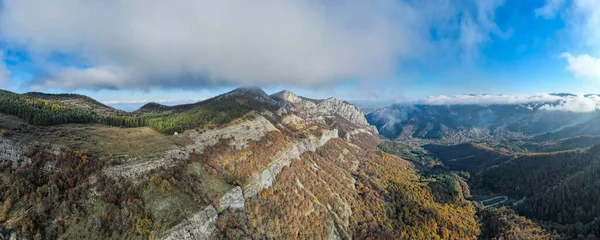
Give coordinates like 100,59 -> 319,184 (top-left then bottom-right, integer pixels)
0,87 -> 563,239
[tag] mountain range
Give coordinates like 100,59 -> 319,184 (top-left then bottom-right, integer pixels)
2,88 -> 600,239
366,100 -> 600,142
0,87 -> 482,239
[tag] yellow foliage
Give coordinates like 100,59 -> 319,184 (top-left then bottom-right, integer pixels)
160,179 -> 169,193
135,217 -> 153,236
24,98 -> 68,109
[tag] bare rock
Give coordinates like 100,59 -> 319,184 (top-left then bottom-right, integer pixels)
218,186 -> 245,211
162,205 -> 219,240
243,129 -> 339,198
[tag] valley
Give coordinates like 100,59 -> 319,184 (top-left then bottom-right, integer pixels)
374,108 -> 600,239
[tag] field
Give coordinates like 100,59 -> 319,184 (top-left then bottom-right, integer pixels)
1,113 -> 190,159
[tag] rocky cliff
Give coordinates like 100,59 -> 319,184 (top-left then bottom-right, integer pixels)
0,88 -> 481,240
271,91 -> 371,127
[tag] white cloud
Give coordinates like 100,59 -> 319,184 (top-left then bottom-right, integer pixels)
535,0 -> 565,19
570,0 -> 600,52
0,0 -> 506,91
0,53 -> 11,87
413,93 -> 600,112
418,93 -> 561,105
0,0 -> 414,90
561,53 -> 600,81
539,95 -> 600,112
458,0 -> 511,60
540,0 -> 600,79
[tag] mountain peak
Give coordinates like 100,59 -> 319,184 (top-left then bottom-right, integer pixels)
270,90 -> 302,103
229,86 -> 268,97
219,86 -> 282,108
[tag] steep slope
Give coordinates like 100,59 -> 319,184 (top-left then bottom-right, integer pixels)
271,90 -> 375,129
431,142 -> 600,238
270,90 -> 379,147
0,88 -> 490,239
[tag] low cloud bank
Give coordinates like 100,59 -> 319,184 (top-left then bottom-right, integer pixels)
411,93 -> 600,112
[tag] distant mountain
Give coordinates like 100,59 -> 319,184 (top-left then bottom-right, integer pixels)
134,102 -> 171,114
535,115 -> 600,141
367,103 -> 599,140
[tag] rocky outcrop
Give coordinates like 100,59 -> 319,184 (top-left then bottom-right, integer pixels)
186,114 -> 279,151
218,186 -> 244,211
103,114 -> 279,179
243,129 -> 339,198
271,91 -> 373,129
163,185 -> 245,240
0,139 -> 29,167
162,128 -> 339,239
162,205 -> 219,240
318,98 -> 370,126
344,127 -> 377,142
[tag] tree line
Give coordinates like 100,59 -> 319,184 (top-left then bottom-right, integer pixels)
0,90 -> 252,134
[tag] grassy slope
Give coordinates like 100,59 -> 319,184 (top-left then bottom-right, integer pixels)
0,89 -> 257,135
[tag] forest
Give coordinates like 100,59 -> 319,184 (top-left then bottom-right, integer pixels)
0,90 -> 96,126
430,142 -> 600,239
0,90 -> 252,135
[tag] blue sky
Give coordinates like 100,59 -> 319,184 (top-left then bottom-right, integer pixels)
0,0 -> 599,111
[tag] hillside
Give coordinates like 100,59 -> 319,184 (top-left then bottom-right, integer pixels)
430,142 -> 600,238
0,88 -> 506,239
0,88 -> 263,134
24,92 -> 126,116
535,116 -> 600,141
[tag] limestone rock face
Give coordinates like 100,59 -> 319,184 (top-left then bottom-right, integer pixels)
271,90 -> 377,134
318,98 -> 370,126
243,129 -> 339,198
163,205 -> 219,240
103,114 -> 279,179
218,186 -> 245,211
